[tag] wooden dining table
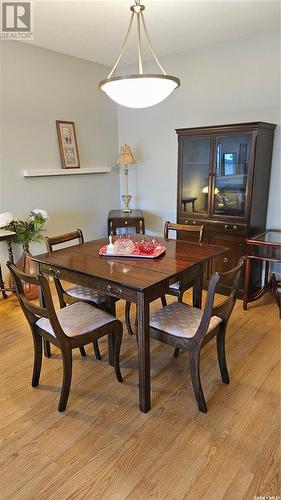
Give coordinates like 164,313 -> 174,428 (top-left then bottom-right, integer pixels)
32,237 -> 227,413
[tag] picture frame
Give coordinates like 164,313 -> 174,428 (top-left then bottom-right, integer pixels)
56,120 -> 80,169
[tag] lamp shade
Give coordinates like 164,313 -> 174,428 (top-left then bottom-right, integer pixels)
100,74 -> 180,109
116,144 -> 137,165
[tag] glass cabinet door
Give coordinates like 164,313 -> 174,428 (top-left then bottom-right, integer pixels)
181,136 -> 211,215
213,133 -> 251,218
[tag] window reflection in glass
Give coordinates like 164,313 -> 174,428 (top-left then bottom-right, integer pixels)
181,137 -> 211,214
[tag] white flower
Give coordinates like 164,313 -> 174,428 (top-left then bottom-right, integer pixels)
31,209 -> 48,220
0,212 -> 14,228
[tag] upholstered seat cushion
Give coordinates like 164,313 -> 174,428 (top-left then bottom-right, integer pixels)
66,285 -> 107,304
36,302 -> 116,338
150,302 -> 222,339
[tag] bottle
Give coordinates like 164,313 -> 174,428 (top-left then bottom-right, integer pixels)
106,235 -> 115,254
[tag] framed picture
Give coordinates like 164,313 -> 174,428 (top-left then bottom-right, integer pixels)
56,121 -> 80,169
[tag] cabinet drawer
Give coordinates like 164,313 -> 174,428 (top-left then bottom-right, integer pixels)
209,233 -> 245,281
178,217 -> 246,235
112,219 -> 139,228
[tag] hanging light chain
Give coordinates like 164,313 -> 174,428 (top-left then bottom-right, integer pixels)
107,1 -> 167,79
137,11 -> 143,74
107,11 -> 135,79
140,12 -> 167,75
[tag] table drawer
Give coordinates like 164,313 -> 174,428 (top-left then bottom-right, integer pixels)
112,218 -> 140,228
39,264 -> 137,302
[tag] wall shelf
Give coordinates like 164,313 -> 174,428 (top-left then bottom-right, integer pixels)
23,167 -> 111,177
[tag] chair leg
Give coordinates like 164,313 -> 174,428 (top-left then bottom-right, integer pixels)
93,340 -> 101,360
31,334 -> 42,387
113,326 -> 123,383
79,346 -> 87,357
43,339 -> 51,358
173,348 -> 180,358
189,350 -> 207,413
125,301 -> 134,335
58,347 -> 73,412
216,328 -> 230,384
161,295 -> 167,307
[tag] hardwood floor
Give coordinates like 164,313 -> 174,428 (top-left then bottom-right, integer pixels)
0,288 -> 280,499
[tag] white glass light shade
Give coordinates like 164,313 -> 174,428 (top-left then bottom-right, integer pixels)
99,74 -> 180,109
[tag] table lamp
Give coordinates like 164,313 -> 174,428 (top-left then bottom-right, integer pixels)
116,144 -> 137,213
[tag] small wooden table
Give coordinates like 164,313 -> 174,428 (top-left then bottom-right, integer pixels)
243,229 -> 281,317
33,237 -> 226,413
0,229 -> 15,298
181,197 -> 197,212
108,210 -> 145,236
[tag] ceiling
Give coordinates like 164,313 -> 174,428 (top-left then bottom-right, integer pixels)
27,0 -> 280,67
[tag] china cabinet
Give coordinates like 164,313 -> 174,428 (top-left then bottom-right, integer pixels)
176,122 -> 276,295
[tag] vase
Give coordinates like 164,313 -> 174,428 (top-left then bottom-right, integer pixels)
11,245 -> 39,300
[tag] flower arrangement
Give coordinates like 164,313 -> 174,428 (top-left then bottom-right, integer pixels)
0,209 -> 48,250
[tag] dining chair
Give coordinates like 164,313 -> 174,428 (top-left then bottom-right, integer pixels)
125,221 -> 204,335
46,229 -> 112,360
8,263 -> 123,412
162,221 -> 204,305
149,257 -> 246,413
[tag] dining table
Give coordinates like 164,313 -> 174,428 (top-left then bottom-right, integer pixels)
32,236 -> 227,413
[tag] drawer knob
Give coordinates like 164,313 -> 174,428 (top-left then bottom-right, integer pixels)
124,221 -> 128,225
223,257 -> 228,263
106,284 -> 122,297
233,225 -> 237,230
224,224 -> 228,230
192,221 -> 196,225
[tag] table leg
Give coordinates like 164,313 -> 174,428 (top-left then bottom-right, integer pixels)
243,257 -> 251,310
0,264 -> 7,299
193,264 -> 203,309
106,297 -> 116,366
270,274 -> 281,319
7,241 -> 14,263
137,291 -> 151,413
264,260 -> 270,285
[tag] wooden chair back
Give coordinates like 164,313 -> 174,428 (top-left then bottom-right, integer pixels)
164,221 -> 204,244
45,229 -> 84,252
7,263 -> 67,345
45,229 -> 84,307
195,256 -> 246,344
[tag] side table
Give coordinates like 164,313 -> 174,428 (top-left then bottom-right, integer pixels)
108,210 -> 145,236
243,229 -> 281,318
0,229 -> 15,298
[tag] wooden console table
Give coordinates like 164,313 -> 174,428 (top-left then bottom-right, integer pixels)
0,229 -> 15,298
243,229 -> 281,318
108,210 -> 145,236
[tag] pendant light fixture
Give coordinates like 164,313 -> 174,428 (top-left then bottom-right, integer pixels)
99,0 -> 180,109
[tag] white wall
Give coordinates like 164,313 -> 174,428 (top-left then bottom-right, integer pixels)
117,31 -> 280,235
0,42 -> 119,272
